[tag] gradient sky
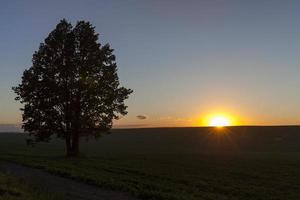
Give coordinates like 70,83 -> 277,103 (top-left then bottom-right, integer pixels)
1,0 -> 300,127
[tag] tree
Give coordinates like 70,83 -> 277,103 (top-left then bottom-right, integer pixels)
13,19 -> 132,157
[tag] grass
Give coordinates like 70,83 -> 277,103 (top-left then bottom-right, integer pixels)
0,171 -> 61,200
2,153 -> 300,200
1,126 -> 300,199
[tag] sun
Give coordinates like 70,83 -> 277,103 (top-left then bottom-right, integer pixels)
209,115 -> 231,127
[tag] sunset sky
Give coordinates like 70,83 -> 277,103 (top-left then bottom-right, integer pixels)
1,0 -> 300,127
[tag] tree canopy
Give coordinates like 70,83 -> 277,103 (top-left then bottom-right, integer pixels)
13,19 -> 132,156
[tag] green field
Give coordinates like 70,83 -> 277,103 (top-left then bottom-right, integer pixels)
0,126 -> 300,200
0,171 -> 60,200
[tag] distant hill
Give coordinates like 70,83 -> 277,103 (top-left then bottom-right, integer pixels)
79,126 -> 300,154
1,126 -> 300,154
0,124 -> 22,132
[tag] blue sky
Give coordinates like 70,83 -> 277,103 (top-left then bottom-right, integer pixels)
1,0 -> 300,127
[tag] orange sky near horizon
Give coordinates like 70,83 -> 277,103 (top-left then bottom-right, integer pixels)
2,104 -> 300,128
113,105 -> 300,128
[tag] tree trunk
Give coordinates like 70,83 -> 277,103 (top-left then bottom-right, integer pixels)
65,130 -> 79,157
70,130 -> 79,157
71,90 -> 81,157
67,92 -> 81,157
65,133 -> 73,157
66,139 -> 79,157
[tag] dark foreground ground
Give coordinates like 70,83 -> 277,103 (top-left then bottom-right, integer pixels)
0,126 -> 300,200
0,161 -> 137,200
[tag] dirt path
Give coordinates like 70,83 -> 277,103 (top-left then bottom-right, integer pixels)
0,161 -> 139,200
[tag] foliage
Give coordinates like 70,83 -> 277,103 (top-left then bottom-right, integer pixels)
13,19 -> 132,156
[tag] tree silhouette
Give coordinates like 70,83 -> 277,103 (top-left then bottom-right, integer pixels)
13,19 -> 132,157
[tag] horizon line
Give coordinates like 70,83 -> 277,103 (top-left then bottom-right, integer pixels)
2,123 -> 300,130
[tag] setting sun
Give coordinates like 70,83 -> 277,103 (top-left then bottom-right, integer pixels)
209,115 -> 231,127
198,112 -> 239,127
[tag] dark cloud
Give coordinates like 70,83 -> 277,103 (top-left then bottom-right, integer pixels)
136,115 -> 147,120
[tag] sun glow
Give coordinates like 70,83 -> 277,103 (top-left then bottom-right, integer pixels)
208,115 -> 232,127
